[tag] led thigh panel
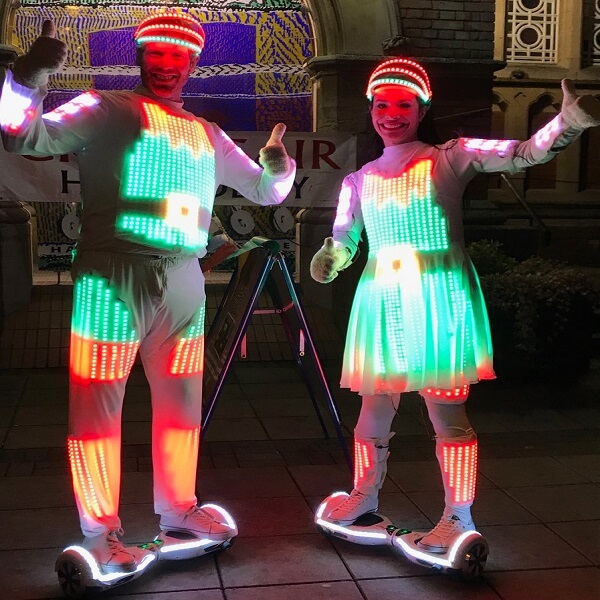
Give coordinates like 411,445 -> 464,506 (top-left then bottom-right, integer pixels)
70,275 -> 139,381
425,385 -> 470,400
170,305 -> 205,375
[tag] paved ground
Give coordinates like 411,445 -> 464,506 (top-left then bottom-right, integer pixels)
0,356 -> 598,600
1,271 -> 599,599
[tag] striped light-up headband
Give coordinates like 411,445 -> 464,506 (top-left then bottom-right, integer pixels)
366,58 -> 432,104
135,12 -> 206,55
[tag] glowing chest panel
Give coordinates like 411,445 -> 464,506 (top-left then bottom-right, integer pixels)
118,101 -> 216,251
361,159 -> 449,254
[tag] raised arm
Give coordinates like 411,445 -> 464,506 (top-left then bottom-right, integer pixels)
451,80 -> 600,177
12,20 -> 67,89
216,124 -> 296,207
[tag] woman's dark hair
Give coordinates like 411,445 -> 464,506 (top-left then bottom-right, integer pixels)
417,104 -> 442,145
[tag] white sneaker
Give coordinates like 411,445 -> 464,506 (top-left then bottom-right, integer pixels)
160,506 -> 233,541
326,490 -> 379,525
418,511 -> 475,554
81,529 -> 143,573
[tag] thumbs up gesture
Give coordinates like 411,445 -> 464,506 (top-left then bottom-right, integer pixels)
13,20 -> 67,88
259,122 -> 292,176
560,79 -> 600,130
310,237 -> 350,284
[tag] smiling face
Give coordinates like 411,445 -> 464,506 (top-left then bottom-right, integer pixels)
138,41 -> 198,101
370,86 -> 427,147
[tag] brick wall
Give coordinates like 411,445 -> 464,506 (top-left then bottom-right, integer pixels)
398,0 -> 496,59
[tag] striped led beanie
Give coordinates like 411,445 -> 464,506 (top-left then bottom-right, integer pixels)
135,11 -> 206,55
366,58 -> 432,104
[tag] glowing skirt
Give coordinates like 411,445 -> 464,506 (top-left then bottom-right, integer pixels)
340,246 -> 495,396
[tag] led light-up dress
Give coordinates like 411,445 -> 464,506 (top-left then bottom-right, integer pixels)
333,133 -> 568,397
0,70 -> 295,538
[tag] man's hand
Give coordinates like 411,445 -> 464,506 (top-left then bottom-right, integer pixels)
560,79 -> 600,130
12,20 -> 67,88
259,122 -> 291,176
310,237 -> 349,284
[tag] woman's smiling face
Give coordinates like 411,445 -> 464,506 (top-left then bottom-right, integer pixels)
370,86 -> 426,147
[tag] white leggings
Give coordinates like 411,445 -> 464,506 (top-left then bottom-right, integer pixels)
355,392 -> 474,441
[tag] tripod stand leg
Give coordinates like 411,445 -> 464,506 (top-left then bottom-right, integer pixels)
275,256 -> 352,471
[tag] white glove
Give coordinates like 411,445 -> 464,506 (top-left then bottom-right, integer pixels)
560,79 -> 600,130
310,237 -> 349,284
12,20 -> 66,89
259,122 -> 292,176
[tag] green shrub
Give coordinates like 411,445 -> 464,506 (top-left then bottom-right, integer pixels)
466,239 -> 517,276
467,240 -> 598,383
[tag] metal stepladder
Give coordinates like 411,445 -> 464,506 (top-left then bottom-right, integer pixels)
202,237 -> 352,470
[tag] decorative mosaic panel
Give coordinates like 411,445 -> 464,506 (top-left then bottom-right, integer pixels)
14,5 -> 313,131
19,1 -> 303,9
13,4 -> 312,269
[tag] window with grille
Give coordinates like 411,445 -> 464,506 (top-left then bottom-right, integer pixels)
506,0 -> 560,63
582,0 -> 600,66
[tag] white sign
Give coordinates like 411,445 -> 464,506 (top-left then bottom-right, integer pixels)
0,132 -> 355,208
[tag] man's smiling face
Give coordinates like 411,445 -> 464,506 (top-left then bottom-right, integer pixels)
139,41 -> 197,101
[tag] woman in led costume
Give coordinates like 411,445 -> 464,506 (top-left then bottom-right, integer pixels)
1,13 -> 294,574
311,58 -> 600,553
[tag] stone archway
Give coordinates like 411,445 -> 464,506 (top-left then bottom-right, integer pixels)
302,0 -> 400,57
301,0 -> 401,133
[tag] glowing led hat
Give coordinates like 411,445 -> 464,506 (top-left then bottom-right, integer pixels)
366,58 -> 432,104
135,11 -> 206,55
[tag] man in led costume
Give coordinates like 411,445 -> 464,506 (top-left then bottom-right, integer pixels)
1,12 -> 295,573
311,58 -> 600,553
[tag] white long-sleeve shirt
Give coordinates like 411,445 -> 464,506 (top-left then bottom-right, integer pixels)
0,70 -> 296,257
332,117 -> 582,262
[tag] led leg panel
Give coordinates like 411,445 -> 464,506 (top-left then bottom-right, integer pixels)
436,438 -> 478,506
153,426 -> 200,515
68,434 -> 121,534
353,431 -> 394,494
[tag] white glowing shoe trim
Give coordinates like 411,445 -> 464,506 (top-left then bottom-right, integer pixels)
395,530 -> 480,568
62,545 -> 156,583
316,517 -> 388,540
202,503 -> 237,531
315,491 -> 348,520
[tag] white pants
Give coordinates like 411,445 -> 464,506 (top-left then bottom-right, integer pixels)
68,251 -> 205,537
